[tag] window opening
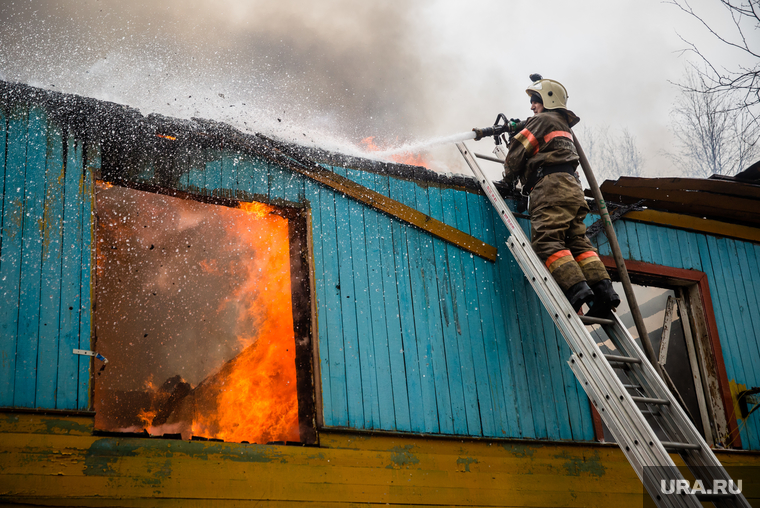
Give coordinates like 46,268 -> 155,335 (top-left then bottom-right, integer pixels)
590,280 -> 716,445
93,182 -> 314,444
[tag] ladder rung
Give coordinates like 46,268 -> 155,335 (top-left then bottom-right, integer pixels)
662,441 -> 700,451
580,315 -> 615,326
604,354 -> 641,365
622,383 -> 643,390
631,396 -> 670,406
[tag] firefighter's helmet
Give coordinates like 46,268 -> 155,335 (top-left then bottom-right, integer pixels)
526,79 -> 568,110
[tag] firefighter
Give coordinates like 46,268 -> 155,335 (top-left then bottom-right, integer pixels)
504,77 -> 620,315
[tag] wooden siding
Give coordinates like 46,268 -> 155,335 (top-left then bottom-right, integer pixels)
2,412 -> 759,507
6,94 -> 757,452
592,219 -> 760,451
155,151 -> 595,441
0,105 -> 95,411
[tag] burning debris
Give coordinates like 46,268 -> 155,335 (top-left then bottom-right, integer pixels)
94,182 -> 300,444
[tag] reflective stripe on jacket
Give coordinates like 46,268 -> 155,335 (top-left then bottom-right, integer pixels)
504,109 -> 580,187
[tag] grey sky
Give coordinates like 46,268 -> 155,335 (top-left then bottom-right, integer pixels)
0,0 -> 751,179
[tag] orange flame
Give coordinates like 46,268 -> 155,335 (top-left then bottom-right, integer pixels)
190,202 -> 299,444
239,201 -> 275,219
361,136 -> 428,167
137,408 -> 157,428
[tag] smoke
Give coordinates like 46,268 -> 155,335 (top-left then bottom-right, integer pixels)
0,0 -> 434,153
3,1 -> 736,177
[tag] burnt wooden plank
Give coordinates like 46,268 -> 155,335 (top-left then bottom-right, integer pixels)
57,135 -> 84,410
606,176 -> 760,201
78,143 -> 98,410
599,180 -> 759,226
303,180 -> 330,427
14,106 -> 48,407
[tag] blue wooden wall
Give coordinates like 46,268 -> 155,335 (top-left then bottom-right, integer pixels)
591,220 -> 760,451
155,152 -> 595,442
4,95 -> 757,450
0,104 -> 96,410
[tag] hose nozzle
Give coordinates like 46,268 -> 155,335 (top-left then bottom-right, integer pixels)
473,114 -> 523,142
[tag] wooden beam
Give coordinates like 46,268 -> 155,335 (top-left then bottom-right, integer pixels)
657,296 -> 676,366
598,183 -> 759,226
610,176 -> 760,201
266,148 -> 497,262
622,209 -> 760,243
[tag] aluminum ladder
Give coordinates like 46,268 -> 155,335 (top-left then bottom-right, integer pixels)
456,142 -> 750,507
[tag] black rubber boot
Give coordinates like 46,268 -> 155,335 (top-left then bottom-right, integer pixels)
586,279 -> 621,318
565,281 -> 594,312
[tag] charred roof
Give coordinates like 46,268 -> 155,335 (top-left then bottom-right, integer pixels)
596,175 -> 760,228
0,80 -> 490,193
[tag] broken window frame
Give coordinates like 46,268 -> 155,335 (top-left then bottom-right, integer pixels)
92,180 -> 318,445
591,257 -> 738,448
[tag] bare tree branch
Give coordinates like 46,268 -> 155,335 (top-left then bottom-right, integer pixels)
577,125 -> 646,181
669,68 -> 760,176
666,0 -> 760,121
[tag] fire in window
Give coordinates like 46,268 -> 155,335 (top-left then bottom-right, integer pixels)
93,182 -> 313,444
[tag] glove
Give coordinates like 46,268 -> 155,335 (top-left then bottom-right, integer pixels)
506,118 -> 524,136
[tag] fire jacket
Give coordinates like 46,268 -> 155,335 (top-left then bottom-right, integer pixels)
504,109 -> 581,190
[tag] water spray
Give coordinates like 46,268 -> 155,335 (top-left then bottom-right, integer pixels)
370,130 -> 478,157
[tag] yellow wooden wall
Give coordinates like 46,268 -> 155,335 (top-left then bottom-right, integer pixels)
2,411 -> 758,507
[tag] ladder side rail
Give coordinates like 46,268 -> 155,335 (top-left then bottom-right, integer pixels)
454,143 -> 530,245
569,357 -> 700,508
456,143 -> 678,470
506,238 -> 679,466
458,142 -> 748,507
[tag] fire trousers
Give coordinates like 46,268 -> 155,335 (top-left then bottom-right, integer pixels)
528,173 -> 610,292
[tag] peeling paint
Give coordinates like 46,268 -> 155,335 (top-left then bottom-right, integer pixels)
500,443 -> 537,458
553,450 -> 606,478
83,437 -> 285,476
386,445 -> 419,469
456,456 -> 478,472
84,439 -> 141,476
43,418 -> 92,435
